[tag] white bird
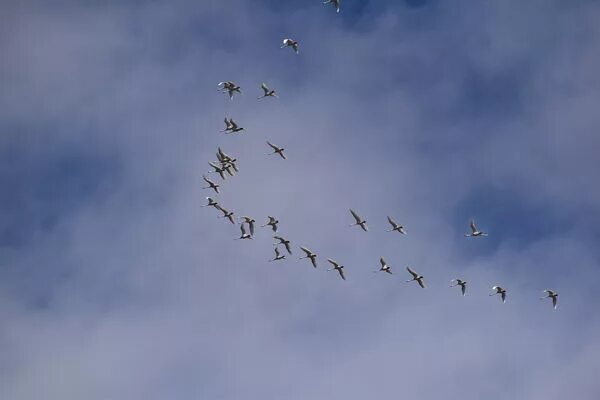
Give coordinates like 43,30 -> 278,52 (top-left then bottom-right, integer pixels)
236,223 -> 253,240
217,148 -> 238,172
202,197 -> 220,209
221,118 -> 244,134
208,161 -> 227,180
216,205 -> 235,224
299,246 -> 317,268
386,216 -> 406,234
258,83 -> 278,99
266,141 -> 286,159
490,286 -> 507,303
450,279 -> 467,296
202,175 -> 220,193
273,236 -> 292,254
240,216 -> 256,236
269,247 -> 286,262
217,81 -> 242,100
405,266 -> 425,288
323,0 -> 340,13
327,258 -> 346,280
540,289 -> 558,309
374,257 -> 392,274
261,216 -> 279,232
281,38 -> 299,53
465,219 -> 488,237
349,209 -> 368,231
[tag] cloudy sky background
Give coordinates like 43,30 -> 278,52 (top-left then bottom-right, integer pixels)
1,0 -> 600,398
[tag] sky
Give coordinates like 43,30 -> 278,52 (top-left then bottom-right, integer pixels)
1,0 -> 600,398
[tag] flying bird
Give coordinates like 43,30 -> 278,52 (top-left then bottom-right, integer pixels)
490,286 -> 507,303
405,266 -> 425,288
202,197 -> 220,209
323,0 -> 340,13
374,257 -> 392,274
240,216 -> 256,236
266,141 -> 286,159
281,38 -> 299,53
540,289 -> 558,309
208,161 -> 227,180
217,81 -> 242,100
327,259 -> 346,280
465,219 -> 488,237
273,236 -> 292,254
269,247 -> 286,262
386,216 -> 406,234
261,216 -> 279,232
349,209 -> 368,231
299,246 -> 317,268
221,118 -> 244,134
235,223 -> 253,240
217,148 -> 238,172
258,83 -> 278,99
450,279 -> 467,296
216,206 -> 235,224
202,175 -> 220,193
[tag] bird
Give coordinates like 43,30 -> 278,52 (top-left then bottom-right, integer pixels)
240,216 -> 256,236
405,266 -> 425,288
217,148 -> 238,172
299,246 -> 317,268
450,279 -> 467,296
540,289 -> 558,309
269,247 -> 286,262
273,236 -> 292,254
202,197 -> 220,209
327,259 -> 346,280
258,83 -> 278,99
266,141 -> 286,159
465,219 -> 488,237
386,216 -> 406,234
202,175 -> 220,193
374,257 -> 392,274
208,161 -> 227,180
261,216 -> 279,232
281,38 -> 299,53
216,205 -> 235,224
323,0 -> 340,13
349,209 -> 368,231
217,81 -> 242,100
490,286 -> 507,303
221,118 -> 244,134
235,223 -> 253,240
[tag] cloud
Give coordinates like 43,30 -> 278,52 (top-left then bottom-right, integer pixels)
1,0 -> 600,399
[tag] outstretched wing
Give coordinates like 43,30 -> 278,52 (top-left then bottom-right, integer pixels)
240,224 -> 247,235
350,209 -> 361,223
327,258 -> 338,268
470,220 -> 478,233
406,266 -> 418,279
417,278 -> 425,289
266,141 -> 279,151
380,257 -> 386,268
230,120 -> 239,130
387,216 -> 398,228
338,268 -> 345,280
261,83 -> 269,95
274,247 -> 281,258
300,246 -> 312,256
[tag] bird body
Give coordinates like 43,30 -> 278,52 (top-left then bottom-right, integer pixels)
327,258 -> 346,280
202,175 -> 220,193
540,289 -> 558,309
299,246 -> 317,268
465,219 -> 488,237
267,141 -> 286,159
490,286 -> 507,303
450,279 -> 467,296
386,216 -> 406,234
273,236 -> 292,254
261,216 -> 279,232
216,205 -> 235,224
349,209 -> 368,231
406,266 -> 425,288
281,38 -> 299,53
375,257 -> 392,274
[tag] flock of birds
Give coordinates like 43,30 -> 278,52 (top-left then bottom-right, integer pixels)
203,1 -> 560,311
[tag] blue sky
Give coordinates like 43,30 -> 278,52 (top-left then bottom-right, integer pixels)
1,0 -> 600,398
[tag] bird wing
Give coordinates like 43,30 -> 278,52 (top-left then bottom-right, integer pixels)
266,141 -> 279,151
470,220 -> 478,233
310,257 -> 317,268
552,296 -> 557,308
202,175 -> 211,184
230,120 -> 239,130
224,117 -> 231,128
350,209 -> 361,223
501,292 -> 506,303
417,278 -> 425,288
461,285 -> 466,296
300,246 -> 312,256
273,236 -> 283,243
387,216 -> 398,228
380,257 -> 386,267
249,221 -> 255,236
338,268 -> 345,280
240,224 -> 247,235
274,247 -> 281,257
327,259 -> 338,268
284,241 -> 292,254
406,266 -> 418,279
261,83 -> 269,95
